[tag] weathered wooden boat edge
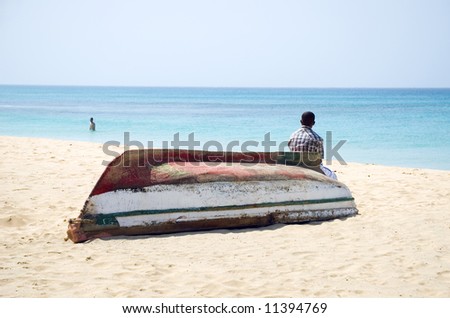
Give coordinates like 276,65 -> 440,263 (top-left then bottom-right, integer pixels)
67,206 -> 358,243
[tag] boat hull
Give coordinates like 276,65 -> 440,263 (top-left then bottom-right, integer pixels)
67,150 -> 358,243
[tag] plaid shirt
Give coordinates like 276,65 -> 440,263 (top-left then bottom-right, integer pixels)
288,126 -> 324,158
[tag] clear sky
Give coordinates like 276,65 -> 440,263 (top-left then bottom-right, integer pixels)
1,0 -> 449,88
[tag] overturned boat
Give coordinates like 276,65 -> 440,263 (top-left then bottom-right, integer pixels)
67,150 -> 357,243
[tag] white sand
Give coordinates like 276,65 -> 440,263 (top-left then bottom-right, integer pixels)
1,136 -> 450,297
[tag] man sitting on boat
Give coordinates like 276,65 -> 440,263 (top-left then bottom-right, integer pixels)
288,111 -> 337,180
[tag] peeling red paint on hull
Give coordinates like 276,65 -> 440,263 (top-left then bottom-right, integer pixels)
67,150 -> 358,243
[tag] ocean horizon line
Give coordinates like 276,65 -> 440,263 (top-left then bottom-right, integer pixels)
1,83 -> 450,90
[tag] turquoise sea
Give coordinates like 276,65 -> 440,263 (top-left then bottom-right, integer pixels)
1,85 -> 450,170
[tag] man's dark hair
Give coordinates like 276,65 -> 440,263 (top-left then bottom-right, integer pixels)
301,111 -> 315,127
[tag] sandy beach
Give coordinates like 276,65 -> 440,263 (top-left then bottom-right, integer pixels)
1,135 -> 449,298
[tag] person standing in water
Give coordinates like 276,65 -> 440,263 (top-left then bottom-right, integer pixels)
89,117 -> 96,131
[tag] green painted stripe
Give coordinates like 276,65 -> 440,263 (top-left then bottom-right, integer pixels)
91,197 -> 354,225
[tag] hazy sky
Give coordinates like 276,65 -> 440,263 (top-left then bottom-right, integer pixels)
1,0 -> 449,87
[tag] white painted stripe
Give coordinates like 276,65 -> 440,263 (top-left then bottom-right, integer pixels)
85,180 -> 352,215
115,200 -> 356,227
